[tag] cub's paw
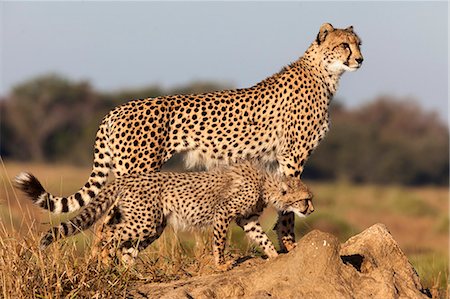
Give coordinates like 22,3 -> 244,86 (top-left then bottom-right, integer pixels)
284,241 -> 297,252
216,260 -> 234,272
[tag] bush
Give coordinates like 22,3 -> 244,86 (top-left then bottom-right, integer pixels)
304,98 -> 449,185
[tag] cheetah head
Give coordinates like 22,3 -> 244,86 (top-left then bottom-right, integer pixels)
314,23 -> 363,74
277,177 -> 315,217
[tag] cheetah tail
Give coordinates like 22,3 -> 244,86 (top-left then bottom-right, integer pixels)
13,119 -> 112,214
40,184 -> 119,248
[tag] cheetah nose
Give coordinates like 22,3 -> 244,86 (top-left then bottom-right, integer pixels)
308,200 -> 315,213
355,57 -> 364,65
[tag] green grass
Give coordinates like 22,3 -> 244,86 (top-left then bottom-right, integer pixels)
387,191 -> 438,217
410,252 -> 449,296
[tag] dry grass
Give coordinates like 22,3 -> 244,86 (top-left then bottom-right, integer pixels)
0,208 -> 242,298
0,225 -> 130,298
0,160 -> 257,297
0,161 -> 448,297
0,220 -> 237,298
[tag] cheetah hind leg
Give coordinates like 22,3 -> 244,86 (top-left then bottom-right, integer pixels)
91,204 -> 127,266
118,216 -> 167,266
236,215 -> 278,259
274,211 -> 297,252
91,209 -> 142,267
92,221 -> 120,267
95,228 -> 165,267
118,229 -> 165,266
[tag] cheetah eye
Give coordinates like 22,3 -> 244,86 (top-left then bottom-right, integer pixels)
341,43 -> 350,49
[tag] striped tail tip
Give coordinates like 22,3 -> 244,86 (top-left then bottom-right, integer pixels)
40,236 -> 54,250
14,172 -> 46,202
40,228 -> 59,249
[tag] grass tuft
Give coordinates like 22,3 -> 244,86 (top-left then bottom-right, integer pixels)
0,221 -> 134,298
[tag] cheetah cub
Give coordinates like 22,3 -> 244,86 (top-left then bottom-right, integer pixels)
19,162 -> 314,269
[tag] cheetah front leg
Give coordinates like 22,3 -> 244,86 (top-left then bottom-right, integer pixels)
236,215 -> 278,259
275,155 -> 305,252
212,213 -> 233,271
274,211 -> 296,252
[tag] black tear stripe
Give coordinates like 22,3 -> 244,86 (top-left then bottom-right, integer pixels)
346,47 -> 353,66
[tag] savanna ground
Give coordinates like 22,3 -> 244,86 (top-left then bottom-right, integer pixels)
0,161 -> 448,298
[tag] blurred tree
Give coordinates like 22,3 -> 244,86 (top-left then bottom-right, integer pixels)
304,97 -> 449,185
2,74 -> 99,162
0,98 -> 14,158
0,74 -> 231,165
100,85 -> 165,109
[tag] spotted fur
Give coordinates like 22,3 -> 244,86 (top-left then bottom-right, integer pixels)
40,162 -> 314,268
15,23 -> 362,251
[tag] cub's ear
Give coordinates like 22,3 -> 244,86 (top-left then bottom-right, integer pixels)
316,23 -> 334,45
345,25 -> 354,32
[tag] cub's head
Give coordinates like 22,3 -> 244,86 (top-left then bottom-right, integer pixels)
314,23 -> 363,74
273,177 -> 315,217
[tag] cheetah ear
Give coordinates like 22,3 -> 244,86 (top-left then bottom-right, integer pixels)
316,23 -> 334,45
345,25 -> 354,32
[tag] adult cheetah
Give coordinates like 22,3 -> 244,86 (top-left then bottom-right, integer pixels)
15,23 -> 362,251
31,162 -> 314,269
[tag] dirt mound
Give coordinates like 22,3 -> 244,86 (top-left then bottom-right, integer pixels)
130,224 -> 431,299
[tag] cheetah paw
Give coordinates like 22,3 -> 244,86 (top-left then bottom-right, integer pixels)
284,242 -> 297,252
266,252 -> 279,259
216,260 -> 234,271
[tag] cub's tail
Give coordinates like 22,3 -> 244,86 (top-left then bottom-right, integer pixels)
14,118 -> 112,214
40,182 -> 120,248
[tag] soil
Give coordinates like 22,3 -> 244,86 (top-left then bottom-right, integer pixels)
129,224 -> 432,299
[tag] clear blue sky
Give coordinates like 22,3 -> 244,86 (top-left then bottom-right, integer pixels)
1,1 -> 448,120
